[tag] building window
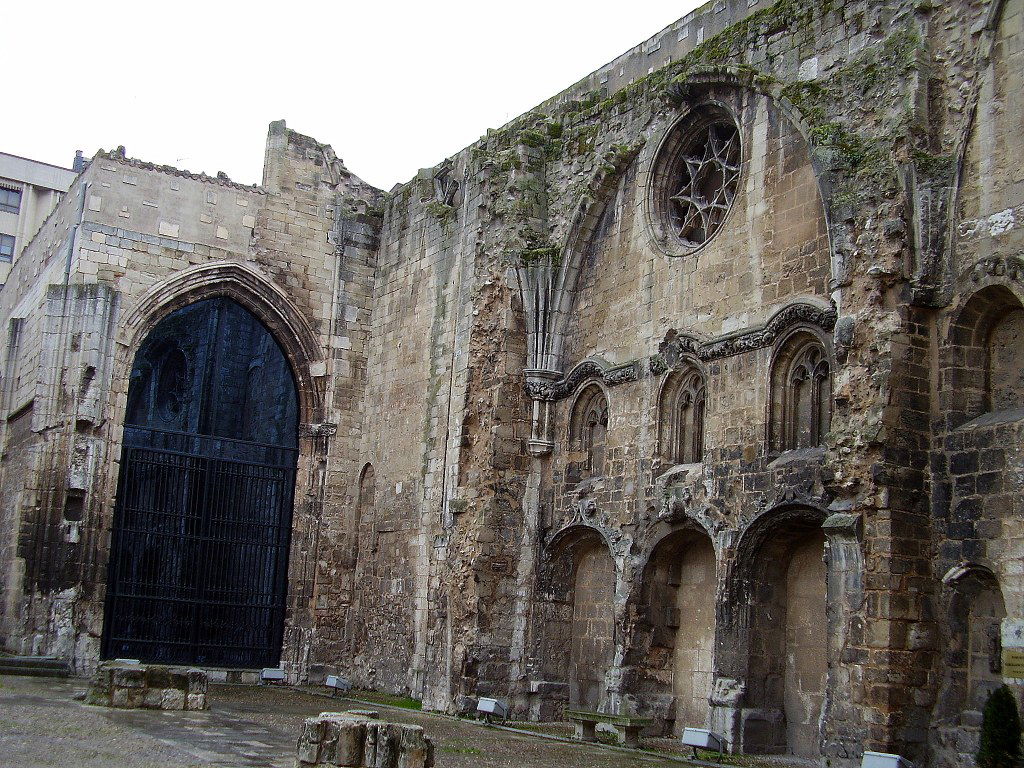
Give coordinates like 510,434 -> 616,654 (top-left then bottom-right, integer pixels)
660,367 -> 706,464
569,383 -> 609,479
0,234 -> 15,262
941,286 -> 1024,428
649,106 -> 742,256
769,333 -> 831,452
0,188 -> 21,214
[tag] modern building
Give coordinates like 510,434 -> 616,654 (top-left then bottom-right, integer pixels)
0,0 -> 1022,765
0,152 -> 80,285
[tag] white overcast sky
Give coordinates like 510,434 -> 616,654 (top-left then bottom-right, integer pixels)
6,1 -> 702,191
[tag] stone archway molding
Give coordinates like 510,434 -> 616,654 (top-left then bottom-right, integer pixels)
119,261 -> 325,423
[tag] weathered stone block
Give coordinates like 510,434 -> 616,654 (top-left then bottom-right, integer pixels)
112,667 -> 145,688
335,720 -> 365,766
86,662 -> 208,711
166,668 -> 190,690
145,666 -> 171,689
161,688 -> 185,710
187,668 -> 208,694
143,688 -> 164,708
295,713 -> 431,768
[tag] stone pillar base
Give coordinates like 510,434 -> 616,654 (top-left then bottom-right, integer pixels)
296,711 -> 434,768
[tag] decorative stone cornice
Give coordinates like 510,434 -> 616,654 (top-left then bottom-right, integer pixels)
603,361 -> 640,386
968,255 -> 1024,283
662,301 -> 837,366
524,301 -> 837,401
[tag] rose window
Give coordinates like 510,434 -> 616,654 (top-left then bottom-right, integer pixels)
666,120 -> 740,248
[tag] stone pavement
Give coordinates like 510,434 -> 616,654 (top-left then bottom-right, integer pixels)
0,675 -> 695,768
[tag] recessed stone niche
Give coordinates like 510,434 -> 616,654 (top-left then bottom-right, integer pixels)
85,661 -> 209,711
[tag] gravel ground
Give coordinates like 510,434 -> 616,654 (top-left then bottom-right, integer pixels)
0,675 -> 808,768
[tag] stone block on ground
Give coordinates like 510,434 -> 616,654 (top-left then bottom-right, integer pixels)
295,711 -> 433,768
85,661 -> 209,711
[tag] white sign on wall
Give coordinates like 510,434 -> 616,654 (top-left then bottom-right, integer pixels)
1001,618 -> 1024,681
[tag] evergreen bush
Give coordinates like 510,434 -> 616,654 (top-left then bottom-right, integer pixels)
977,685 -> 1022,768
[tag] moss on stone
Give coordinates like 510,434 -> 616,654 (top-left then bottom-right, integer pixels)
519,246 -> 560,265
911,149 -> 955,180
425,200 -> 455,220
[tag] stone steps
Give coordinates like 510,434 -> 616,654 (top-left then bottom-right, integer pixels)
0,656 -> 71,678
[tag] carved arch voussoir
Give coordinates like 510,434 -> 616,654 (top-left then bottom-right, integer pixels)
727,502 -> 829,594
661,66 -> 821,157
962,255 -> 1024,287
119,261 -> 326,422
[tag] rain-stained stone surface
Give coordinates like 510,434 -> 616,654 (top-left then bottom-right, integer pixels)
1,0 -> 1023,766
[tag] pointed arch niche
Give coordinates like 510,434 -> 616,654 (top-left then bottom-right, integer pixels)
536,526 -> 616,714
936,565 -> 1007,728
633,527 -> 717,735
659,365 -> 707,465
769,331 -> 831,453
567,382 -> 609,484
739,513 -> 828,758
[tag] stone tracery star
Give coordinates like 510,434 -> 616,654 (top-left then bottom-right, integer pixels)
669,123 -> 741,246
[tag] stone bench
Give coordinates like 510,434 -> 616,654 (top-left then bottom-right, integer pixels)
296,711 -> 433,768
564,709 -> 653,748
86,661 -> 208,710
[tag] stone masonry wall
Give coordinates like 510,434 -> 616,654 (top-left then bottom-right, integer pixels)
0,124 -> 381,677
0,0 -> 1022,766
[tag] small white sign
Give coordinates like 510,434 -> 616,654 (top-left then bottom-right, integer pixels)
1003,618 -> 1024,681
1002,618 -> 1024,648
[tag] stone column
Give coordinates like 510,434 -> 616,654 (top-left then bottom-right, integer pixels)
821,512 -> 866,763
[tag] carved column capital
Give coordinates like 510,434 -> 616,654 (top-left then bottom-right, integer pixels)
524,368 -> 561,401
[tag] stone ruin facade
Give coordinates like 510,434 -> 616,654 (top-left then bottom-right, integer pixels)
0,0 -> 1023,765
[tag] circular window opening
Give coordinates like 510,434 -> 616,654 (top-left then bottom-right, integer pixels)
651,109 -> 742,255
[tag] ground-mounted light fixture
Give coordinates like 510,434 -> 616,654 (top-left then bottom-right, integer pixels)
476,697 -> 508,724
325,674 -> 351,696
681,727 -> 725,762
862,751 -> 915,768
259,667 -> 286,684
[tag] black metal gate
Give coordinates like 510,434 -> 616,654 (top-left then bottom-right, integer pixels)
102,298 -> 299,668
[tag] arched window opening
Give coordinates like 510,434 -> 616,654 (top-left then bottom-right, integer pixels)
770,334 -> 831,453
660,368 -> 706,464
355,464 -> 375,566
569,384 -> 609,480
943,286 -> 1024,428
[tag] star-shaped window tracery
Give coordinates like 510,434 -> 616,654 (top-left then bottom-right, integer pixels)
668,121 -> 740,247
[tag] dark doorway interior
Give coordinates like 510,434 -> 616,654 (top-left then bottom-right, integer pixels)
102,297 -> 299,668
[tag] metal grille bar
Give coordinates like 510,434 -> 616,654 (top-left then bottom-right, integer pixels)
103,427 -> 297,668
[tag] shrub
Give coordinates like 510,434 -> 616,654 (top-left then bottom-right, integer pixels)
977,685 -> 1022,768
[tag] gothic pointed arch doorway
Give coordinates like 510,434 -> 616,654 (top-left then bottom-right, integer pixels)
102,297 -> 299,667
